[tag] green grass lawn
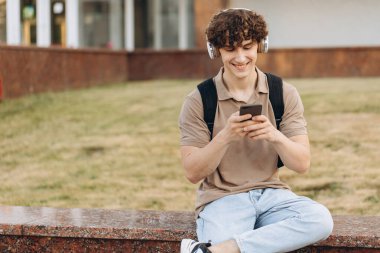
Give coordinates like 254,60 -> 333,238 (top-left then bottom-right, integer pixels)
0,77 -> 379,215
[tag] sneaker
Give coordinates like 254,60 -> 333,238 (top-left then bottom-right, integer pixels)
180,239 -> 212,253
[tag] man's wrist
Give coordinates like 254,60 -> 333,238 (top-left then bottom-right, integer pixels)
214,129 -> 232,145
270,129 -> 284,144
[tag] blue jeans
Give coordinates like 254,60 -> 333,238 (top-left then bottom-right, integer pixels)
196,188 -> 333,253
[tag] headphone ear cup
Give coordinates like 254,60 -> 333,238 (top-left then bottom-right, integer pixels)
207,42 -> 217,59
258,36 -> 269,53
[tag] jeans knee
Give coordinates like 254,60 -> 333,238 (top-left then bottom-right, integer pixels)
317,210 -> 334,240
307,204 -> 334,241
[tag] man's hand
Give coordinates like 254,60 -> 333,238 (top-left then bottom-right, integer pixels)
180,111 -> 257,184
220,111 -> 256,143
242,114 -> 311,173
243,115 -> 279,143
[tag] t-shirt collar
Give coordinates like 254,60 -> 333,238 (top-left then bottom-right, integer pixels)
214,67 -> 269,101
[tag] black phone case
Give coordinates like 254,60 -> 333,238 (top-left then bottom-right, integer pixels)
239,104 -> 262,118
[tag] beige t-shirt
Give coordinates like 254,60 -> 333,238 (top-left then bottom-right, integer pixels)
179,67 -> 307,216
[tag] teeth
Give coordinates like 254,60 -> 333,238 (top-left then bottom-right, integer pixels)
234,64 -> 246,70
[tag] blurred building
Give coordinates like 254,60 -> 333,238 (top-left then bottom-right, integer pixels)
232,0 -> 380,49
1,0 -> 205,50
0,0 -> 379,50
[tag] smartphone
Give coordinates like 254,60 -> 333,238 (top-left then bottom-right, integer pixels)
239,104 -> 262,121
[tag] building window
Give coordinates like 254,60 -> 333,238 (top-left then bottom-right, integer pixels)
134,0 -> 194,50
0,0 -> 5,44
185,0 -> 195,48
79,0 -> 124,49
160,0 -> 179,49
80,0 -> 110,48
21,0 -> 37,45
134,0 -> 151,48
51,0 -> 66,46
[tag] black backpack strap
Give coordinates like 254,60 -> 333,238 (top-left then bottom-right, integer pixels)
266,73 -> 284,129
265,72 -> 285,168
197,78 -> 217,140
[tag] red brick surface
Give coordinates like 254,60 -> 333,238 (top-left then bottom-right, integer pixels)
0,46 -> 128,99
1,46 -> 380,99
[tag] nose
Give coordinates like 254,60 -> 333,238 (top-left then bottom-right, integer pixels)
235,48 -> 246,62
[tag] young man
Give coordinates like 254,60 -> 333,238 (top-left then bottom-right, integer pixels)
178,8 -> 333,253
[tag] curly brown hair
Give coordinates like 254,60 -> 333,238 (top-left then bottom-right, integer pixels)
206,9 -> 268,53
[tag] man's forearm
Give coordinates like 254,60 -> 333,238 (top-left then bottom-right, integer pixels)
182,130 -> 231,184
272,132 -> 310,173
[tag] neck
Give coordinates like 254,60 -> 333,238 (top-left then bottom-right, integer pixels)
222,69 -> 257,92
223,68 -> 257,90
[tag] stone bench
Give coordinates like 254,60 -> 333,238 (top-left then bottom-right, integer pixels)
0,206 -> 379,252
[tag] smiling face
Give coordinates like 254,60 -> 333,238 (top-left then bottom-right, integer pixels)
219,39 -> 258,80
206,8 -> 268,58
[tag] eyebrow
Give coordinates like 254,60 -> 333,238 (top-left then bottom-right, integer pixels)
222,40 -> 254,49
242,41 -> 254,47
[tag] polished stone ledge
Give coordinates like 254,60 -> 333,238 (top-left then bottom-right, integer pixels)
0,206 -> 379,251
0,206 -> 195,241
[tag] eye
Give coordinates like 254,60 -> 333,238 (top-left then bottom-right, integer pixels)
243,43 -> 254,49
224,47 -> 234,52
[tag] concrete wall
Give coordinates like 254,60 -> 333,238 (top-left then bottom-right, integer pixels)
230,0 -> 380,48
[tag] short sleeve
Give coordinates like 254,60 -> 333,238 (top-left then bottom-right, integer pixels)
280,82 -> 308,137
178,89 -> 211,147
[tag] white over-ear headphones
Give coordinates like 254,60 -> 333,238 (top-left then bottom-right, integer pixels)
258,36 -> 269,54
206,8 -> 269,59
206,41 -> 218,59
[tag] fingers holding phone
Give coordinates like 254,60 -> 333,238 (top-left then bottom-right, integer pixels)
221,111 -> 254,142
238,104 -> 262,135
239,104 -> 272,139
239,105 -> 278,142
